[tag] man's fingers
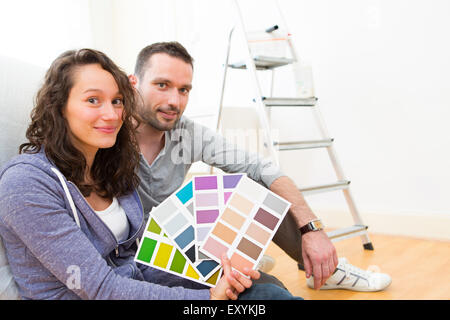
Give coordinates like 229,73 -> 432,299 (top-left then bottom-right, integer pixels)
321,263 -> 330,287
312,262 -> 322,289
303,254 -> 312,278
328,258 -> 336,281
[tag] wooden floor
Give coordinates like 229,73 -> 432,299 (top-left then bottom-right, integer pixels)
264,232 -> 450,300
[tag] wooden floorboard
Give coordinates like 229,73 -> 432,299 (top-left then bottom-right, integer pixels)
264,232 -> 450,300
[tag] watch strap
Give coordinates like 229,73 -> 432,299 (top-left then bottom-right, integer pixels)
299,219 -> 324,236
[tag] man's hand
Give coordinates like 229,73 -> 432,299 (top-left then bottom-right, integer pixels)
301,230 -> 338,289
268,176 -> 339,289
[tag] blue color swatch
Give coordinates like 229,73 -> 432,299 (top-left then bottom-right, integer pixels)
174,226 -> 194,249
176,181 -> 193,204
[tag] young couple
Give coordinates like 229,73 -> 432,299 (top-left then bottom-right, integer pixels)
0,42 -> 390,300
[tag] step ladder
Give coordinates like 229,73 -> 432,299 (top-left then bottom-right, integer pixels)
214,0 -> 374,250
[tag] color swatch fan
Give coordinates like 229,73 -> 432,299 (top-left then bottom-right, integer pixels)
199,175 -> 291,276
134,173 -> 290,287
138,179 -> 222,281
135,217 -> 221,287
192,173 -> 244,260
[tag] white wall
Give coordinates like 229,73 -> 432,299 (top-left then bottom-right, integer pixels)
274,0 -> 450,224
0,0 -> 93,164
0,0 -> 93,68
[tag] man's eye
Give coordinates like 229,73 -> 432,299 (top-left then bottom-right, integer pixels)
180,88 -> 189,94
157,83 -> 166,88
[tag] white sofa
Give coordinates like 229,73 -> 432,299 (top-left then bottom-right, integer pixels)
0,54 -> 44,299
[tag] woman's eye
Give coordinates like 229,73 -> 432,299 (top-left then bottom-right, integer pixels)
112,98 -> 123,106
88,97 -> 99,104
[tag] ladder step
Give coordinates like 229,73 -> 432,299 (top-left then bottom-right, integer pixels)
274,139 -> 333,151
299,180 -> 350,196
327,225 -> 368,242
229,55 -> 295,70
262,96 -> 318,107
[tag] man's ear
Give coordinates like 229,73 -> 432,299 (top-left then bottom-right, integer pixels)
128,74 -> 138,88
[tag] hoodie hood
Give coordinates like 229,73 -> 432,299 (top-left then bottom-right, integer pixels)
0,149 -> 145,257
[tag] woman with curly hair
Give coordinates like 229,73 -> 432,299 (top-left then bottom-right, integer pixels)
0,48 -> 260,300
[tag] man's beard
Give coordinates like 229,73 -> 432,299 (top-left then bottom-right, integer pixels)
140,105 -> 180,131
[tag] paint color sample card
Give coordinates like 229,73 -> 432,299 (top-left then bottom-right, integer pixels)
149,180 -> 221,280
135,218 -> 222,287
199,175 -> 291,276
192,173 -> 244,260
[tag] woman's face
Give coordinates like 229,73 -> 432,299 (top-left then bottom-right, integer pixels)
64,63 -> 124,160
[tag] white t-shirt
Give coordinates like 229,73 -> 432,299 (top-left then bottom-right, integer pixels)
94,197 -> 130,243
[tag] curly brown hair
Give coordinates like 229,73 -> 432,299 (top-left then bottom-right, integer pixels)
20,48 -> 141,198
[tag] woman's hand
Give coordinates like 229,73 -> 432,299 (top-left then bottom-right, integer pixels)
210,254 -> 260,300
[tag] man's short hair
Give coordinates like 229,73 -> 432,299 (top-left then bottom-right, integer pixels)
134,41 -> 194,79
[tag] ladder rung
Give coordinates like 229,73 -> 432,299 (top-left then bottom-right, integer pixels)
327,225 -> 368,242
274,139 -> 333,151
262,96 -> 318,107
229,55 -> 295,70
299,180 -> 350,196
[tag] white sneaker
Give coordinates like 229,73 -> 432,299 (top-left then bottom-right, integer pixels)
257,255 -> 276,273
306,257 -> 392,292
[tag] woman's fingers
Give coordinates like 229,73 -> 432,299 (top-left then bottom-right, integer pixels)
227,272 -> 246,293
221,253 -> 232,275
243,267 -> 260,281
222,254 -> 260,295
226,288 -> 238,300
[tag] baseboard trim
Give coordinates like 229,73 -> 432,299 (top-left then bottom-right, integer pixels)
317,210 -> 450,242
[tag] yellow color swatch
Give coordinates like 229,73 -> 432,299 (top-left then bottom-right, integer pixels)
206,269 -> 221,285
153,243 -> 173,269
186,265 -> 200,280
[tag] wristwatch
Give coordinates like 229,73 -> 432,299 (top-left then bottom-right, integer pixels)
299,219 -> 324,236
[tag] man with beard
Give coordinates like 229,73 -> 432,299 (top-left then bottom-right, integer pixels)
129,41 -> 391,293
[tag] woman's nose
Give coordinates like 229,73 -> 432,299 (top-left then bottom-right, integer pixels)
101,102 -> 120,121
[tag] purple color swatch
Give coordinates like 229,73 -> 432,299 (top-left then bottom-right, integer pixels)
224,192 -> 232,204
196,227 -> 211,241
195,193 -> 219,207
196,209 -> 220,224
194,176 -> 218,190
223,174 -> 243,189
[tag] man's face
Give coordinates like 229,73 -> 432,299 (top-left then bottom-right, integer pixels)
136,53 -> 193,131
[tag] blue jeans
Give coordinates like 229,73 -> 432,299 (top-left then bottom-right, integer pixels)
238,283 -> 303,300
141,266 -> 303,300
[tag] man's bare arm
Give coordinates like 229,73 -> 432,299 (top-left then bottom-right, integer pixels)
269,176 -> 339,289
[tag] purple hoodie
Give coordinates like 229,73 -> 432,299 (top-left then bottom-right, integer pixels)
0,149 -> 210,300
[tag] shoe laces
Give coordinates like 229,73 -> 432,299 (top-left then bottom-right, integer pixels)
339,258 -> 371,280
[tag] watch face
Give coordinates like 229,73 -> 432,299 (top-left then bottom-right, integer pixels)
313,220 -> 324,230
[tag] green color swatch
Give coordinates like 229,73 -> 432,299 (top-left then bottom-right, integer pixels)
136,237 -> 157,263
169,249 -> 187,274
147,218 -> 162,234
